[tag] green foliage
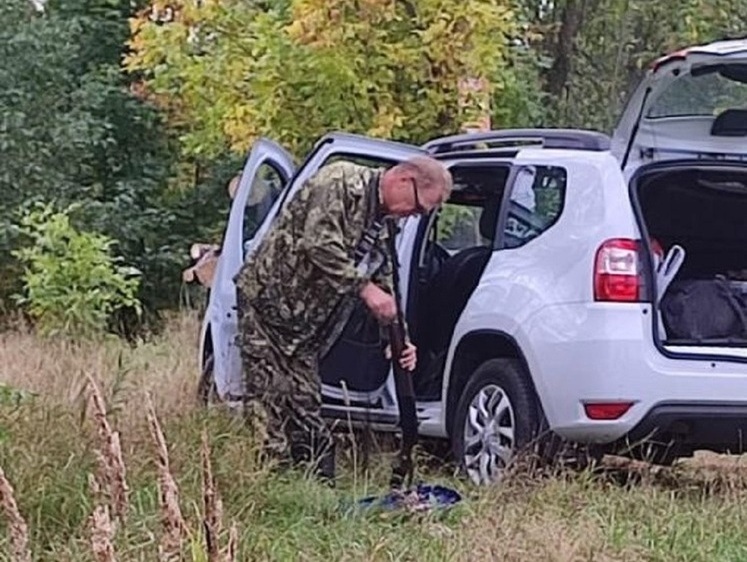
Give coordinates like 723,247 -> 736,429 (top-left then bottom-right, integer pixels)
12,203 -> 142,338
521,0 -> 747,132
0,0 -> 231,331
125,0 -> 518,158
491,3 -> 553,129
4,0 -> 747,340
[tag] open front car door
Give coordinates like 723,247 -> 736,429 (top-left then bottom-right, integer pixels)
202,138 -> 296,402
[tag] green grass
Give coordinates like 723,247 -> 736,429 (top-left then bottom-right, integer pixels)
2,314 -> 747,561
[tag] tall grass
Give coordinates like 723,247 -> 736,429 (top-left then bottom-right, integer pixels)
2,312 -> 747,561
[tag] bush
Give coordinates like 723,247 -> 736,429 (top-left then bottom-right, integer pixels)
11,202 -> 142,338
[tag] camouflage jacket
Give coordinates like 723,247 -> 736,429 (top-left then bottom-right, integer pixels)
235,161 -> 394,358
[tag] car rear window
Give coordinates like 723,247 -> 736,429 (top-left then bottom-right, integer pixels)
647,63 -> 747,119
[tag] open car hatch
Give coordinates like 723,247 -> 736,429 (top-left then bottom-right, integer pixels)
611,38 -> 747,174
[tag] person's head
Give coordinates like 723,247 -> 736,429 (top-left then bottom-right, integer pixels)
379,156 -> 452,217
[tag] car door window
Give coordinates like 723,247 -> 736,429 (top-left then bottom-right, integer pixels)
243,162 -> 285,245
646,68 -> 747,119
323,153 -> 395,169
433,164 -> 511,254
503,165 -> 567,249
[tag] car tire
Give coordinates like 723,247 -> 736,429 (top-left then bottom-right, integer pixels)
451,358 -> 540,485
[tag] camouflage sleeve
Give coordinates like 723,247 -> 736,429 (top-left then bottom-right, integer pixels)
371,239 -> 394,295
299,168 -> 367,295
373,243 -> 394,350
373,223 -> 400,348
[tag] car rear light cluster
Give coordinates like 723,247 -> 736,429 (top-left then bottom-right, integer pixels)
593,237 -> 662,303
594,238 -> 643,302
594,238 -> 664,302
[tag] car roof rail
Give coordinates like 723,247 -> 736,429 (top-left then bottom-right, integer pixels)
431,148 -> 523,161
423,128 -> 612,154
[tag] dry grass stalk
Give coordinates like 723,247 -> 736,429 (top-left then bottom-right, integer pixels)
88,474 -> 117,562
146,393 -> 187,561
223,522 -> 238,562
201,429 -> 222,562
0,465 -> 31,562
86,373 -> 129,521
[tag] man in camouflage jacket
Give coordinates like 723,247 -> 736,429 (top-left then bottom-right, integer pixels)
234,155 -> 452,483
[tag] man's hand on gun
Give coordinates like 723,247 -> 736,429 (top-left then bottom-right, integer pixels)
384,340 -> 417,372
360,281 -> 397,323
360,281 -> 417,372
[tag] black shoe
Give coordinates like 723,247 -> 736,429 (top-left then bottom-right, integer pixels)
290,441 -> 311,466
289,433 -> 336,486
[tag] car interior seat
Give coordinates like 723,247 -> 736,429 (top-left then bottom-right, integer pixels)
414,197 -> 502,395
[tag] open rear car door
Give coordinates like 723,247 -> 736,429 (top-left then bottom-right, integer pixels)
611,38 -> 747,176
611,38 -> 747,358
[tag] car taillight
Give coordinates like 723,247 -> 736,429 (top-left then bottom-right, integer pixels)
594,238 -> 642,302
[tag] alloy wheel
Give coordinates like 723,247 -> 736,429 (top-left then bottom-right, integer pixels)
462,384 -> 516,485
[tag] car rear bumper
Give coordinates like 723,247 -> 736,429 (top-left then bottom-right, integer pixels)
523,302 -> 747,446
625,401 -> 747,452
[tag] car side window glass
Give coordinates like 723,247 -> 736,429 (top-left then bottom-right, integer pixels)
323,154 -> 395,169
503,165 -> 567,249
243,162 -> 285,244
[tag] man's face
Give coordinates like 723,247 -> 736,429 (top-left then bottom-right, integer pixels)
381,171 -> 444,217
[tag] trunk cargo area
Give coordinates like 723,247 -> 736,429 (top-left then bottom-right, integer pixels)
635,166 -> 747,353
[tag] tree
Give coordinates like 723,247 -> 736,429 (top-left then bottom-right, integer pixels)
124,0 -> 519,158
0,0 -> 86,309
0,0 -> 218,332
518,0 -> 747,131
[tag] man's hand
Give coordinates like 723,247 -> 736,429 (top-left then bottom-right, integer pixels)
384,341 -> 418,372
359,281 -> 397,323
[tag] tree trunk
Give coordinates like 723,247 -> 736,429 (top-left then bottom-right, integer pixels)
544,0 -> 587,98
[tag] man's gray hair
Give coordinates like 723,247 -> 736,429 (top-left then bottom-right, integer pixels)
397,156 -> 453,200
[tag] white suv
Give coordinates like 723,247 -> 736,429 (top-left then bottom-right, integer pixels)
197,37 -> 747,485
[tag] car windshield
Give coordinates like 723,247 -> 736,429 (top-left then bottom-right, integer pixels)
646,63 -> 747,119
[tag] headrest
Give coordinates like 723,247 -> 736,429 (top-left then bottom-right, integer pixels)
711,109 -> 747,137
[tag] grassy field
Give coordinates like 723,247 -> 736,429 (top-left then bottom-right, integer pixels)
2,313 -> 747,561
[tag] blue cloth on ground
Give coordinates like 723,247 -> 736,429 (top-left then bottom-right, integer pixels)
353,483 -> 462,513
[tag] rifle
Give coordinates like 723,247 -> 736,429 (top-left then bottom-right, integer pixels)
385,218 -> 419,490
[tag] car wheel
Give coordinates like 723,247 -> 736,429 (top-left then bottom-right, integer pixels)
451,358 -> 540,485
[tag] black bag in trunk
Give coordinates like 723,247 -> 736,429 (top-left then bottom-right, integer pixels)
660,278 -> 747,341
